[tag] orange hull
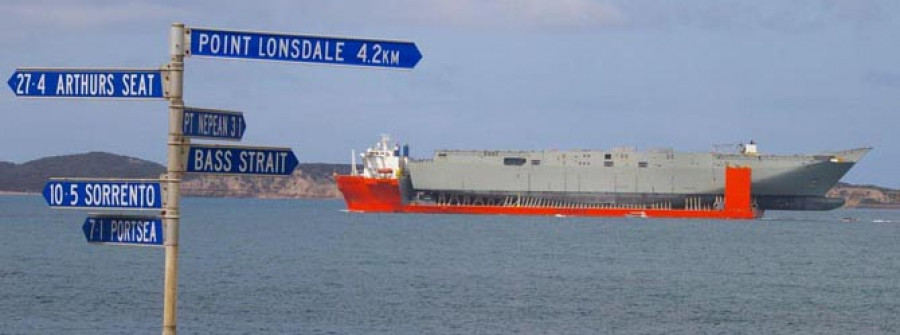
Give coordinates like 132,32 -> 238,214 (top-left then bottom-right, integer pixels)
335,175 -> 404,212
336,167 -> 761,219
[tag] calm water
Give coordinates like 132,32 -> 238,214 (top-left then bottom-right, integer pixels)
1,195 -> 898,334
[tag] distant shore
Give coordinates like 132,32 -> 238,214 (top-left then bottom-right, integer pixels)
0,191 -> 37,196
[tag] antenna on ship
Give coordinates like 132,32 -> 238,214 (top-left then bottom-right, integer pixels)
351,149 -> 358,176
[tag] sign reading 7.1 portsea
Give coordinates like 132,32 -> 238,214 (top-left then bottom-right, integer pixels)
7,68 -> 165,98
43,179 -> 162,209
83,215 -> 164,246
186,27 -> 422,69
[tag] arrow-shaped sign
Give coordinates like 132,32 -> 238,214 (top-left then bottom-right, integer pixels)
83,215 -> 164,246
43,179 -> 162,210
8,68 -> 165,98
185,144 -> 298,176
182,107 -> 246,141
186,27 -> 422,69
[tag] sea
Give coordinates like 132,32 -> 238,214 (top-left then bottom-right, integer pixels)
1,195 -> 898,334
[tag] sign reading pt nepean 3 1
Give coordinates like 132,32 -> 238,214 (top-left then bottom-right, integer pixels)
182,107 -> 246,141
7,68 -> 164,98
185,144 -> 299,176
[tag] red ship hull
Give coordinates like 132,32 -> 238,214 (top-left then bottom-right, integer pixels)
336,167 -> 761,219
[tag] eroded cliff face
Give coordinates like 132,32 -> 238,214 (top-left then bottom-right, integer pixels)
828,184 -> 900,209
181,169 -> 340,198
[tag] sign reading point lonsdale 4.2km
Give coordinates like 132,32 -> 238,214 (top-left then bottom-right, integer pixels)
187,27 -> 422,69
7,68 -> 165,98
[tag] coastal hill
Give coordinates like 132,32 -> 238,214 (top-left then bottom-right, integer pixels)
0,152 -> 165,193
0,152 -> 347,198
1,152 -> 897,208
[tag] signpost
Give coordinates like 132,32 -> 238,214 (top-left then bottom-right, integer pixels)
43,179 -> 162,210
7,68 -> 165,98
83,215 -> 164,246
182,107 -> 246,141
186,27 -> 422,69
9,22 -> 419,335
185,144 -> 299,176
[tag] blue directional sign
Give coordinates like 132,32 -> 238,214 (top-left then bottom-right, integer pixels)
83,215 -> 164,246
43,179 -> 162,209
187,27 -> 422,69
7,68 -> 165,98
186,144 -> 298,176
182,107 -> 246,140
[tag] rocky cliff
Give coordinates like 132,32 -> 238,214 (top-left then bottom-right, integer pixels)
181,163 -> 351,198
828,183 -> 900,209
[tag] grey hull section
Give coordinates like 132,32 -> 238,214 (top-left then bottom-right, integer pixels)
405,147 -> 870,211
404,188 -> 844,211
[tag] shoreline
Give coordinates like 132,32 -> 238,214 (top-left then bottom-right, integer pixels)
0,191 -> 38,196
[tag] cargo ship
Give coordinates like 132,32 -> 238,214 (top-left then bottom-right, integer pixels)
336,135 -> 870,219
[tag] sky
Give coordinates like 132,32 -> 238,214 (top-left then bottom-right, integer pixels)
1,0 -> 898,187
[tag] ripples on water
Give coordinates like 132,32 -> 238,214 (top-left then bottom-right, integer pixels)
1,195 -> 898,334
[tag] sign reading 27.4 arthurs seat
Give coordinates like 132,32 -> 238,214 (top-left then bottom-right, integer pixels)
7,68 -> 165,98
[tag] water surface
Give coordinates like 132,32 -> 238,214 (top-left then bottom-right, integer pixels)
1,195 -> 898,334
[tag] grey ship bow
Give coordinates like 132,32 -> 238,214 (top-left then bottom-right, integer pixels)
752,147 -> 871,210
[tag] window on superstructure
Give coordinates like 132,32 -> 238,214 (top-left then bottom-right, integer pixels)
531,160 -> 541,166
604,153 -> 612,160
638,162 -> 648,168
504,157 -> 527,166
604,161 -> 614,167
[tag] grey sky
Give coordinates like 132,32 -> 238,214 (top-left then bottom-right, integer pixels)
2,0 -> 898,187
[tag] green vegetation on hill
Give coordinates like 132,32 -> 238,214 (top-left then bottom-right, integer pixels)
0,152 -> 165,192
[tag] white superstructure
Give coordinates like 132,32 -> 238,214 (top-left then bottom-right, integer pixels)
354,134 -> 407,179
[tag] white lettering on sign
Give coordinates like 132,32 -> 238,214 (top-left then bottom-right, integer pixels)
198,113 -> 232,137
109,219 -> 158,243
191,148 -> 291,174
260,37 -> 343,62
197,32 -> 252,56
183,111 -> 243,138
83,183 -> 155,207
120,73 -> 156,96
193,148 -> 233,172
54,73 -> 115,96
239,151 -> 289,174
183,111 -> 194,133
196,31 -> 346,62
